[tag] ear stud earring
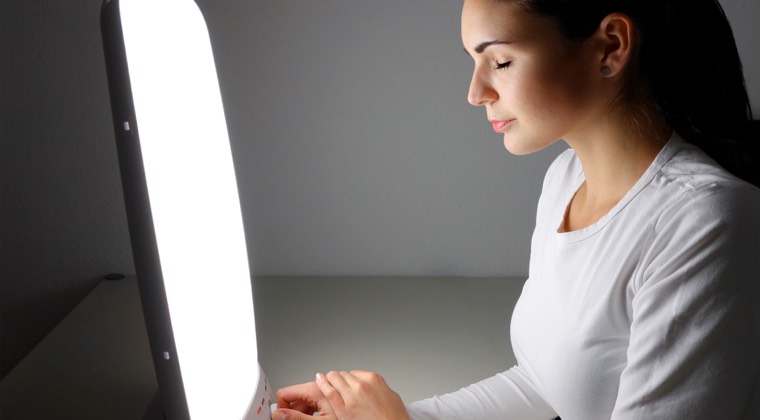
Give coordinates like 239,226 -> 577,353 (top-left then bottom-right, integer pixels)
601,67 -> 613,78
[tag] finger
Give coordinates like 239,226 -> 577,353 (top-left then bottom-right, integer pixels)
348,369 -> 389,391
325,370 -> 352,394
339,370 -> 362,391
276,382 -> 321,413
316,372 -> 346,415
350,369 -> 387,384
272,407 -> 336,420
286,401 -> 314,414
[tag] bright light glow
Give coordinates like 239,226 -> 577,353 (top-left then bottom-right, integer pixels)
119,0 -> 258,418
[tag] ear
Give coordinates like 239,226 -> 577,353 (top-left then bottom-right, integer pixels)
592,13 -> 635,78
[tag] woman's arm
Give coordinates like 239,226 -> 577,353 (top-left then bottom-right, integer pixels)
274,365 -> 558,420
406,365 -> 557,420
612,185 -> 760,419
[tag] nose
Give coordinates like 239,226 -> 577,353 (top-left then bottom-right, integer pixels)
467,68 -> 497,106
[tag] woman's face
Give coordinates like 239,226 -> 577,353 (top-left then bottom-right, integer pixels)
462,0 -> 602,154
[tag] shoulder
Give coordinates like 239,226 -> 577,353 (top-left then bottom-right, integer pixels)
656,140 -> 757,192
545,147 -> 579,179
650,141 -> 760,232
636,141 -> 760,287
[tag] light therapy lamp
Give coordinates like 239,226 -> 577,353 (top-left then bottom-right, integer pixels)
100,0 -> 272,418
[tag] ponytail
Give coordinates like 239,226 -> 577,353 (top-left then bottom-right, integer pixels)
644,0 -> 758,186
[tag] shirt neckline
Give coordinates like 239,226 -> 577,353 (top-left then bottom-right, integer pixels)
555,132 -> 683,244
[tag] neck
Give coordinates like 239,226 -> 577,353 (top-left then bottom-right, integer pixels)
564,109 -> 671,207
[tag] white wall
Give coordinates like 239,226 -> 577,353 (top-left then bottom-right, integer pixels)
201,0 -> 565,277
723,0 -> 760,110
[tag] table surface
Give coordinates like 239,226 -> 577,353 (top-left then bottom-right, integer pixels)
0,277 -> 157,420
254,276 -> 525,403
1,275 -> 525,419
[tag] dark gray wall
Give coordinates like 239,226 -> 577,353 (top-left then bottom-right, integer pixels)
2,0 -> 758,379
1,1 -> 134,378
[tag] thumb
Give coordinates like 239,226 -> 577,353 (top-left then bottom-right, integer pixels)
272,408 -> 333,420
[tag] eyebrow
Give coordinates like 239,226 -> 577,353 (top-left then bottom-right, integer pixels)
474,40 -> 512,54
464,39 -> 513,56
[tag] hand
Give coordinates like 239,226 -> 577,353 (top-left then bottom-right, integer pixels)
315,370 -> 410,420
274,380 -> 337,419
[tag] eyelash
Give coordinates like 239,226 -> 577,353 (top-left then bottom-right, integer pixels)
494,61 -> 512,70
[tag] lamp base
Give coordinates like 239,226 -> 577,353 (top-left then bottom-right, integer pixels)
142,364 -> 273,420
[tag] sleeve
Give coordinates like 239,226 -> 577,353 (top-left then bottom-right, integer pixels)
611,185 -> 760,419
405,365 -> 558,420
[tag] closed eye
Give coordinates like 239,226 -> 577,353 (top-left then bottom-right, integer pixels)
495,61 -> 512,70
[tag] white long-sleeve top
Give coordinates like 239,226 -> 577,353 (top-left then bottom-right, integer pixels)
407,134 -> 760,419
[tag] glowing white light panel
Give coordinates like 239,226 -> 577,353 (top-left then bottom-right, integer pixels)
118,0 -> 258,418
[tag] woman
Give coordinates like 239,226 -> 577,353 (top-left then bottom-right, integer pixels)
273,0 -> 760,418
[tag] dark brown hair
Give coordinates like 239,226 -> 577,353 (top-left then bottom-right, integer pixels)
513,0 -> 759,186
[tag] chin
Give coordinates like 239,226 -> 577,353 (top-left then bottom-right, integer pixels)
502,134 -> 558,156
503,139 -> 537,156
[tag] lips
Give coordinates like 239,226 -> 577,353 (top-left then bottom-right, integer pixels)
491,119 -> 515,133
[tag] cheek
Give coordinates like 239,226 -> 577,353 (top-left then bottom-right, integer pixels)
509,72 -> 568,120
524,70 -> 591,123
